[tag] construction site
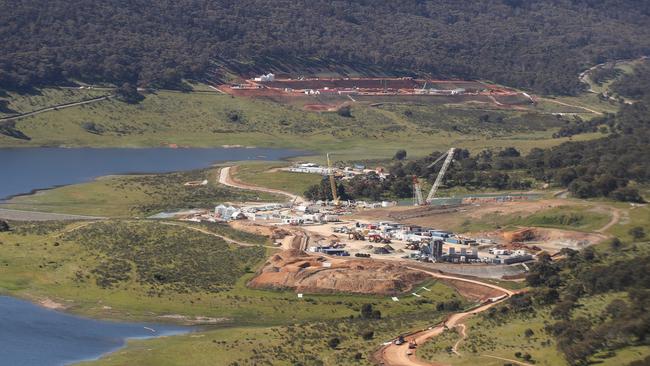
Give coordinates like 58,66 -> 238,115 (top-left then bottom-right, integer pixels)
217,73 -> 535,111
163,147 -> 609,288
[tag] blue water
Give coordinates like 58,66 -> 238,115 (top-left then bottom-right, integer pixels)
0,296 -> 190,366
0,147 -> 306,199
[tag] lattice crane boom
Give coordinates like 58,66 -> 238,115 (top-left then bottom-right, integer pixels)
327,153 -> 340,206
425,148 -> 455,204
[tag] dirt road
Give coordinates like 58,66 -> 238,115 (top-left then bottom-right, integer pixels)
218,166 -> 305,203
596,207 -> 621,233
0,95 -> 113,122
374,267 -> 514,366
160,221 -> 277,249
0,208 -> 105,221
537,97 -> 603,115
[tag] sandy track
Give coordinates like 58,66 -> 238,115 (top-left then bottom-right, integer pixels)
218,166 -> 304,203
374,267 -> 514,366
596,207 -> 620,233
0,208 -> 105,221
0,95 -> 113,122
160,221 -> 277,249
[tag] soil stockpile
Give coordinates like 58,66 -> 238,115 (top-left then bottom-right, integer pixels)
248,250 -> 428,295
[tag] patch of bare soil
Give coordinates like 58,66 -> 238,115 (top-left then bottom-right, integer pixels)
158,314 -> 231,325
355,198 -> 572,230
39,298 -> 67,310
229,220 -> 284,238
472,227 -> 607,254
440,279 -> 504,302
247,249 -> 429,295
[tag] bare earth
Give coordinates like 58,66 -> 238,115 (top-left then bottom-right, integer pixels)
248,249 -> 429,295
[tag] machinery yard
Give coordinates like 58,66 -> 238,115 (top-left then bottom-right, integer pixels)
155,157 -> 613,288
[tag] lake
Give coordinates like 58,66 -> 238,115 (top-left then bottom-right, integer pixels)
0,296 -> 190,366
0,147 -> 307,200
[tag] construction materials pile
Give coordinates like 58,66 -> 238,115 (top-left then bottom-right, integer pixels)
248,250 -> 428,295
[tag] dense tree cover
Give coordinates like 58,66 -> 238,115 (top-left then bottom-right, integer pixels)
365,61 -> 650,202
612,60 -> 650,99
1,1 -> 650,94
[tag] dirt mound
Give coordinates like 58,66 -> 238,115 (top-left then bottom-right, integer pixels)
304,103 -> 336,111
248,250 -> 428,295
229,221 -> 293,240
441,279 -> 505,302
498,227 -> 606,254
503,227 -> 539,242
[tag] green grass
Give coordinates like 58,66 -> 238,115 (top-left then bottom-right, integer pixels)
233,161 -> 323,196
450,203 -> 612,233
1,89 -> 608,160
417,290 -> 649,366
605,200 -> 650,242
512,206 -> 611,232
0,87 -> 109,117
79,307 -> 452,366
0,168 -> 280,217
581,58 -> 646,102
0,220 -> 462,326
419,307 -> 566,366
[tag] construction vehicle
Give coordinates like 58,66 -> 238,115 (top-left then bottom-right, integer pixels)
368,234 -> 382,243
348,231 -> 365,241
409,340 -> 417,349
406,242 -> 421,250
413,148 -> 456,206
368,233 -> 392,244
394,335 -> 406,345
327,153 -> 340,206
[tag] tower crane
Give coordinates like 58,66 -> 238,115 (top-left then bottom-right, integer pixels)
326,153 -> 340,206
425,147 -> 456,204
413,176 -> 424,206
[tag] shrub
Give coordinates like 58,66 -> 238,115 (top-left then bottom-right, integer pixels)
629,227 -> 646,240
327,337 -> 340,349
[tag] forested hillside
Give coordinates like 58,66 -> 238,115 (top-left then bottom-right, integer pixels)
311,60 -> 650,203
1,0 -> 650,94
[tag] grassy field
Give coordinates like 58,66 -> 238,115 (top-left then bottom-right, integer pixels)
512,206 -> 611,232
581,58 -> 646,99
0,218 -> 471,365
0,88 -> 607,161
79,307 -> 450,366
418,292 -> 649,366
0,168 -> 280,217
233,162 -> 323,196
0,87 -> 109,117
0,220 -> 463,326
418,307 -> 566,366
442,202 -> 612,233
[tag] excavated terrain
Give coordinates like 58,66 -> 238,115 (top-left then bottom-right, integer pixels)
248,249 -> 429,295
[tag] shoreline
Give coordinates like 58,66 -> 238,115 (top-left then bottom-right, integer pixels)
0,295 -> 196,366
0,147 -> 312,202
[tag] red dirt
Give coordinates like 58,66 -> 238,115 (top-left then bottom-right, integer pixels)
303,103 -> 336,111
441,278 -> 504,301
248,249 -> 429,295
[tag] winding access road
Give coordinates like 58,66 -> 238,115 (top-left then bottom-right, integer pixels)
217,166 -> 305,203
0,95 -> 113,122
374,267 -> 515,366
